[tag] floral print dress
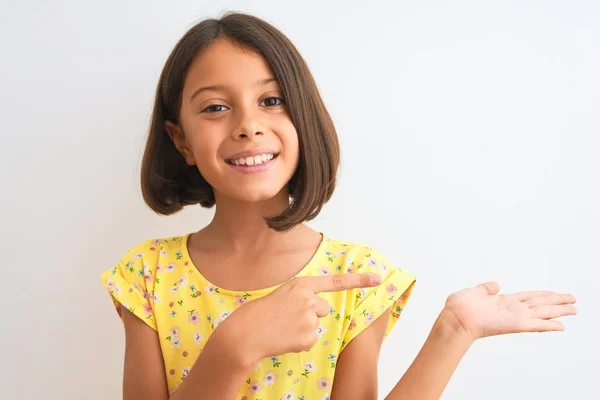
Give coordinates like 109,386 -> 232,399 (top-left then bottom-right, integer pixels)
100,233 -> 416,399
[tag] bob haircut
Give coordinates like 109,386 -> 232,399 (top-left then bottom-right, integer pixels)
141,12 -> 340,232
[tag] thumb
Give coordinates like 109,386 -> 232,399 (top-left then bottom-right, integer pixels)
475,281 -> 500,295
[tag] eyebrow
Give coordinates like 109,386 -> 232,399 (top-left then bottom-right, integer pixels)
189,77 -> 279,103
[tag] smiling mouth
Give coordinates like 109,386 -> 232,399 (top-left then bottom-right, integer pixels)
225,153 -> 280,166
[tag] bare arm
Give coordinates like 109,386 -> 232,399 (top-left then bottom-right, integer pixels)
330,308 -> 391,400
330,309 -> 470,400
383,312 -> 472,400
122,307 -> 253,400
122,307 -> 168,400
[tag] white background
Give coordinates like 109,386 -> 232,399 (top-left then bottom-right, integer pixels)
1,1 -> 598,399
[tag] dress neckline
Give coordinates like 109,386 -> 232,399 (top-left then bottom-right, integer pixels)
180,232 -> 328,297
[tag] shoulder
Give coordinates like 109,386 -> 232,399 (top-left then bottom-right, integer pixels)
320,236 -> 416,303
117,235 -> 189,264
122,235 -> 187,255
104,234 -> 190,284
100,234 -> 190,301
320,236 -> 401,274
321,236 -> 384,254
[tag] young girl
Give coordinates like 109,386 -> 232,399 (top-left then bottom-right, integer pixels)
101,12 -> 577,400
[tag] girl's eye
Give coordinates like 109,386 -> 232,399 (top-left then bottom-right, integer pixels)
201,97 -> 284,113
261,96 -> 285,107
203,104 -> 229,113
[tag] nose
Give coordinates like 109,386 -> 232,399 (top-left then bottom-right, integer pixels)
231,107 -> 264,140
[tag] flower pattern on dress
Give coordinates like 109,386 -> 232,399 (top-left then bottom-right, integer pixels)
101,234 -> 416,399
263,371 -> 278,385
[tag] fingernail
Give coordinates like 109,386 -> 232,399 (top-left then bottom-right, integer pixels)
370,274 -> 381,284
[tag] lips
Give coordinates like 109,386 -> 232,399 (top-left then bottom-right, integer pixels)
229,153 -> 277,166
224,148 -> 280,166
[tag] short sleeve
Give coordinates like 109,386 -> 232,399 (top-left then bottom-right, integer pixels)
100,241 -> 158,331
341,247 -> 415,350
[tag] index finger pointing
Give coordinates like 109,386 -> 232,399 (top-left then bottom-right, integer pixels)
300,273 -> 382,293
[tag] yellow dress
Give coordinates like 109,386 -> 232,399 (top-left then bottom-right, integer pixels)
100,233 -> 416,399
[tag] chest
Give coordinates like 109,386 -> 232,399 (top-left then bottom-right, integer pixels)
152,272 -> 352,396
189,247 -> 317,292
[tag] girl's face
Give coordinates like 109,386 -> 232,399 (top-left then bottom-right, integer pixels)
166,39 -> 299,205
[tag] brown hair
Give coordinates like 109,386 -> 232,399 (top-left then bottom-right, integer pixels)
141,12 -> 340,231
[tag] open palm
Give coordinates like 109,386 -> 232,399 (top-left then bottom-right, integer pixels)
443,281 -> 577,340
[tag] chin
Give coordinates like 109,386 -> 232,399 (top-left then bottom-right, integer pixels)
237,191 -> 286,204
228,184 -> 289,204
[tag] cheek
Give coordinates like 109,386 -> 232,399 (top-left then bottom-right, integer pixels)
277,120 -> 299,157
188,135 -> 222,175
286,131 -> 300,166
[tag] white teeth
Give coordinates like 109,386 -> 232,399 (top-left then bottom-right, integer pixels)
230,153 -> 276,166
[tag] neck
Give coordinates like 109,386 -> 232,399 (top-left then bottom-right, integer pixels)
202,189 -> 302,252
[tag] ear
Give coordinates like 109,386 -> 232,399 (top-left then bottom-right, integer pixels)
165,120 -> 196,166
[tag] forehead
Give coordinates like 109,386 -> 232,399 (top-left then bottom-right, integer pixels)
185,38 -> 275,89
